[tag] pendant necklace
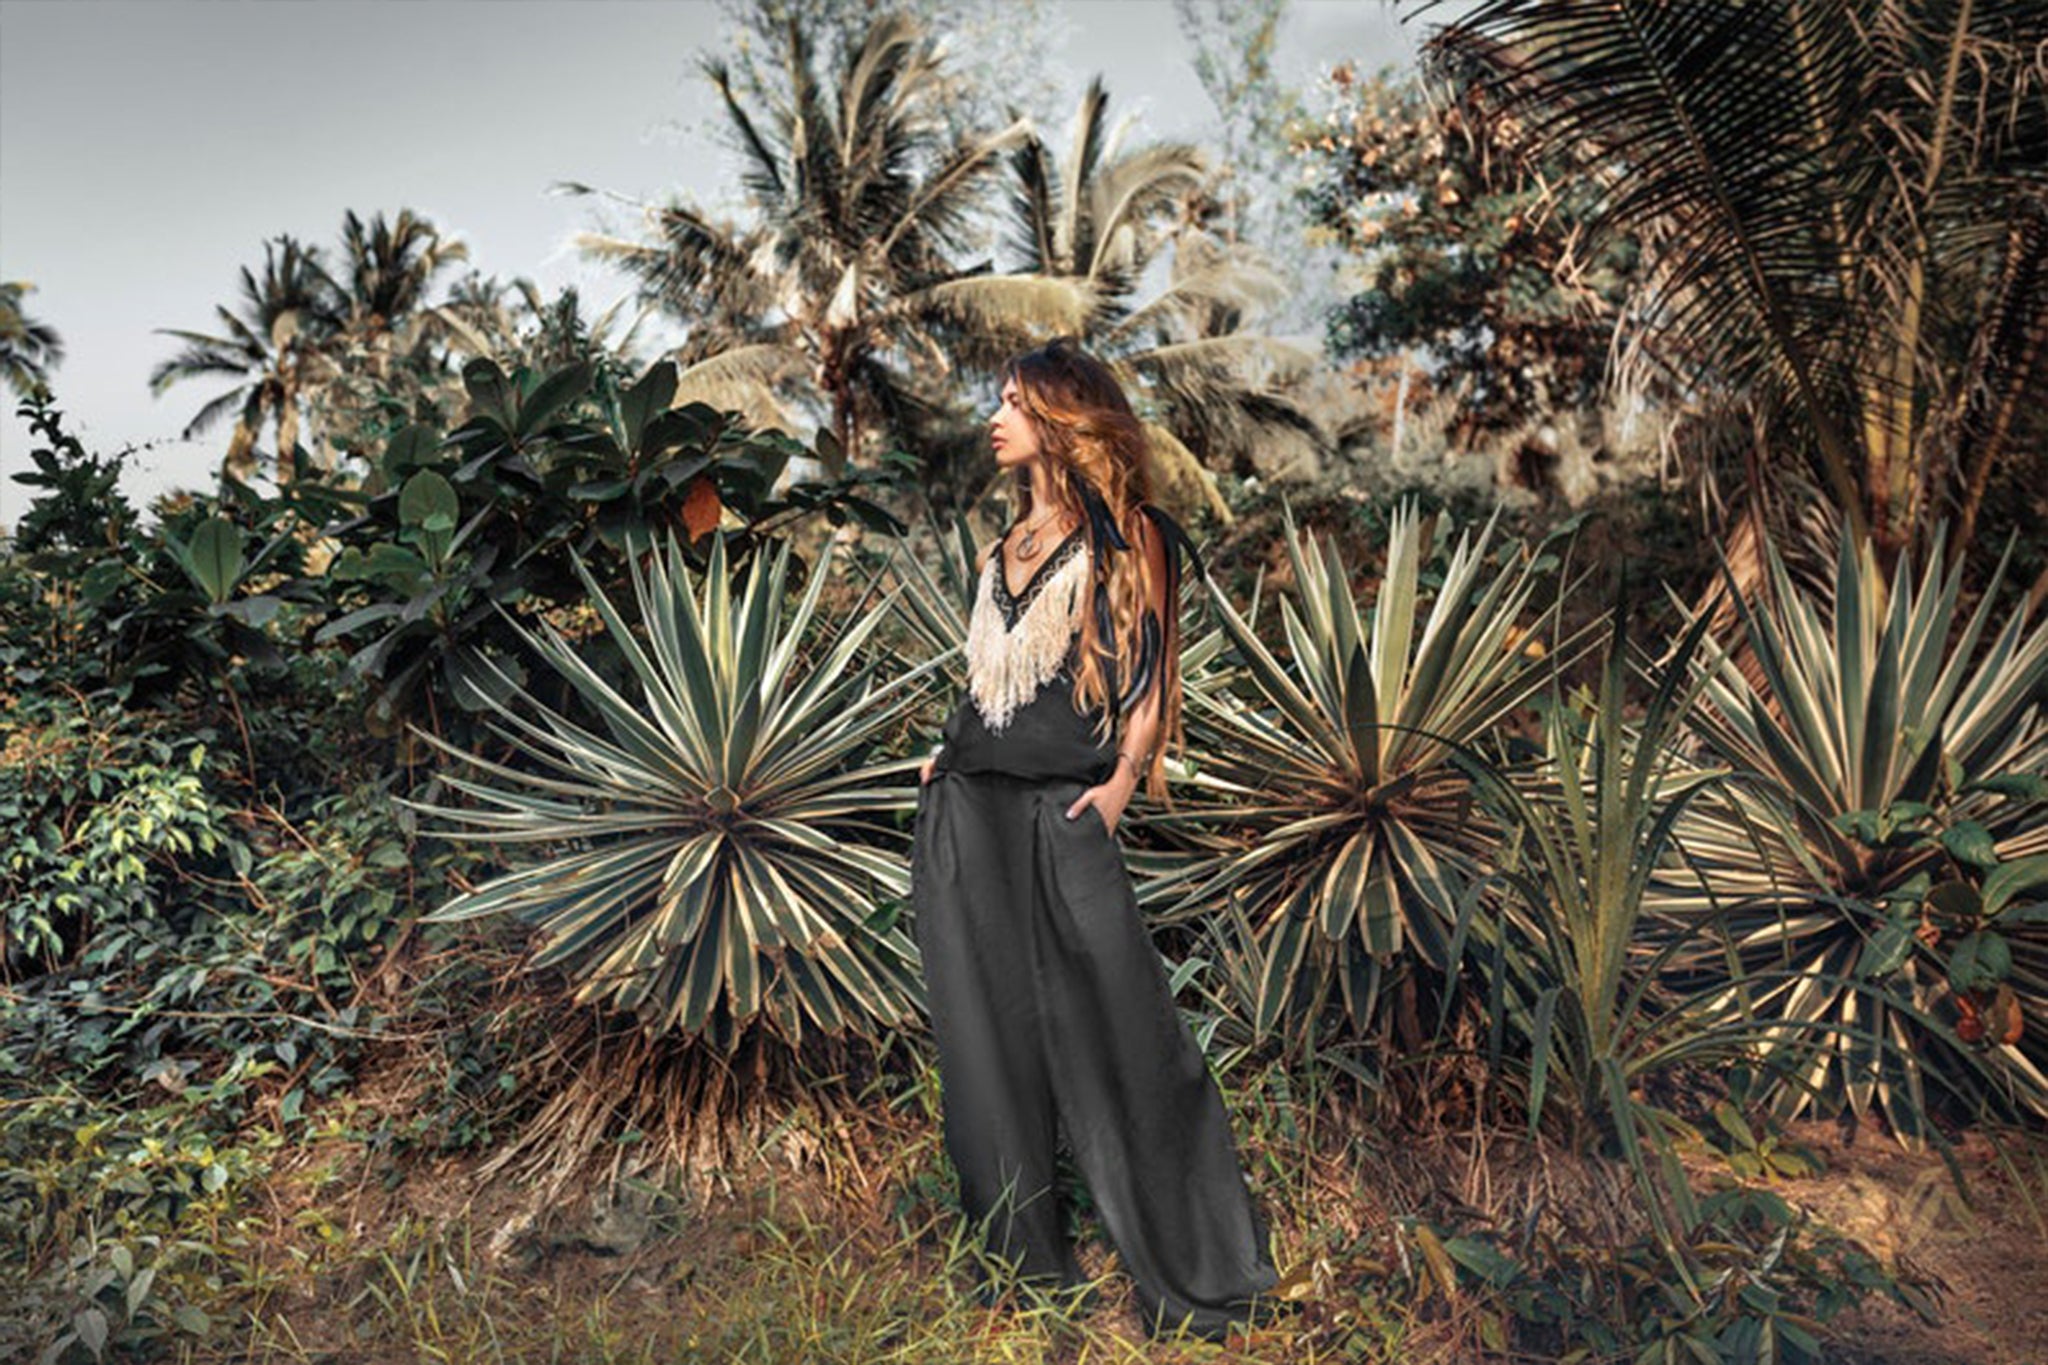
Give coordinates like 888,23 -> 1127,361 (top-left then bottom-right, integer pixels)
1017,506 -> 1063,559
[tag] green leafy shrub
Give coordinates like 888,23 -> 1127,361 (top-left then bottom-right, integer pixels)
3,389 -> 321,711
1396,1183 -> 1936,1364
311,354 -> 907,744
0,702 -> 485,1357
0,1062 -> 281,1362
0,701 -> 228,981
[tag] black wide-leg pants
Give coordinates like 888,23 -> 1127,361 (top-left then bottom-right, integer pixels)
911,767 -> 1282,1340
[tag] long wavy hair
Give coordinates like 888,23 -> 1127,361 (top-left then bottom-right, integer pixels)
1002,337 -> 1186,806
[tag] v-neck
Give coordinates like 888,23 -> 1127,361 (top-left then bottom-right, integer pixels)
998,523 -> 1086,606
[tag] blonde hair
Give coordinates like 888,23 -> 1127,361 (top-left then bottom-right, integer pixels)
1001,337 -> 1189,807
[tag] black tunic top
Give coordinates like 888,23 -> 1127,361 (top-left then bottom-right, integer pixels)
934,526 -> 1119,786
937,665 -> 1118,785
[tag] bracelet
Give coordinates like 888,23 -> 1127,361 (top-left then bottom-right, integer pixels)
1115,751 -> 1141,778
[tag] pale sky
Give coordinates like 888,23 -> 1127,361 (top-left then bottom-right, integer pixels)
0,0 -> 1429,524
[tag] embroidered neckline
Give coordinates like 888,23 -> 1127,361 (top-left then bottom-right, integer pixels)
965,533 -> 1092,731
993,525 -> 1087,628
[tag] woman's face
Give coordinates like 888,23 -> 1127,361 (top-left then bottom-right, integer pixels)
989,375 -> 1044,469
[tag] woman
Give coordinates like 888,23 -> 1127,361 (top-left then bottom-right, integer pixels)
910,337 -> 1285,1341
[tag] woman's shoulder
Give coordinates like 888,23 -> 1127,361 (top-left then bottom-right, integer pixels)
973,523 -> 1011,576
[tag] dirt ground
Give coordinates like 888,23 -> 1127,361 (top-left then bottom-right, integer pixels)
1770,1119 -> 2047,1365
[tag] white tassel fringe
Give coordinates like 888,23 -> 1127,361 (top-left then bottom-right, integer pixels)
965,547 -> 1091,731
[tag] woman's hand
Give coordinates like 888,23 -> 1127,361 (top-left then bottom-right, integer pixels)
919,754 -> 938,784
1067,766 -> 1137,835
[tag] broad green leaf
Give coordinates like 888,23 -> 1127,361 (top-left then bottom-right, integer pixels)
183,516 -> 244,603
398,469 -> 459,530
461,357 -> 513,423
516,360 -> 594,438
1983,855 -> 2048,918
1948,931 -> 2012,992
621,358 -> 679,447
1940,819 -> 1999,869
1856,916 -> 1917,979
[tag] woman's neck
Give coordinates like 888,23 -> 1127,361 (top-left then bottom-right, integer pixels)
1021,466 -> 1071,534
1028,466 -> 1056,508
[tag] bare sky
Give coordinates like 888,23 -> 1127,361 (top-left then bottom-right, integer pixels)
0,0 -> 1425,523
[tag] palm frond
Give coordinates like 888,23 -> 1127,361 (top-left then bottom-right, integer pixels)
577,208 -> 774,326
1004,136 -> 1060,273
673,342 -> 809,435
1430,0 -> 1873,528
178,385 -> 257,442
896,273 -> 1097,351
877,115 -> 1036,265
700,55 -> 788,207
1082,142 -> 1209,284
1102,247 -> 1292,343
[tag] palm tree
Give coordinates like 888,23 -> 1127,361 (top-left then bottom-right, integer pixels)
331,208 -> 469,333
154,212 -> 471,480
0,281 -> 64,401
150,234 -> 341,481
1429,0 -> 2048,573
436,272 -> 648,377
569,9 -> 1094,473
307,210 -> 475,468
1004,78 -> 1329,516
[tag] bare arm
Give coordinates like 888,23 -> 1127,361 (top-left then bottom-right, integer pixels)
1110,515 -> 1171,797
1071,516 -> 1170,828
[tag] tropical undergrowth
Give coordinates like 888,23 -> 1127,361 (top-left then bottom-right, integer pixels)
3,380 -> 2039,1362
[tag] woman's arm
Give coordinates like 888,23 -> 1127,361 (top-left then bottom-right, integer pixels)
1081,514 -> 1171,827
1113,514 -> 1171,786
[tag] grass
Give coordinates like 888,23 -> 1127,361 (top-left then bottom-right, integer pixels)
9,1035 -> 2048,1364
125,1047 -> 1425,1363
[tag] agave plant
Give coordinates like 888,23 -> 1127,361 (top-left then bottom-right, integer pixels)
871,510 -> 981,694
1467,606 -> 1723,1125
1150,498 -> 1596,1050
1455,601 -> 1823,1281
411,531 -> 951,1052
1658,524 -> 2048,1129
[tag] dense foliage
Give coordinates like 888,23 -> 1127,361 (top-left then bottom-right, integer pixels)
5,2 -> 2043,1360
